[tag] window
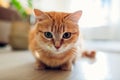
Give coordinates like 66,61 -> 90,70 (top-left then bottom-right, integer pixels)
70,0 -> 111,27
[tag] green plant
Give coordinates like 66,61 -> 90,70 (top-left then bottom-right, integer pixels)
28,0 -> 32,8
10,0 -> 32,19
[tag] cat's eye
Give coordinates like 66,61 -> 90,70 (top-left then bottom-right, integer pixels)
44,32 -> 53,38
63,32 -> 71,39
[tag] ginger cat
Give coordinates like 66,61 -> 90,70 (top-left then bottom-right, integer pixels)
29,9 -> 94,71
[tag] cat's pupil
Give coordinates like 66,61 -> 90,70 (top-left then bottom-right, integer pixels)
63,32 -> 71,39
44,32 -> 52,38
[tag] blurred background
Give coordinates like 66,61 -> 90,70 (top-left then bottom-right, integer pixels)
0,0 -> 120,52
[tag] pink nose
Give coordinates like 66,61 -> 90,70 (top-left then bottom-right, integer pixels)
55,46 -> 60,49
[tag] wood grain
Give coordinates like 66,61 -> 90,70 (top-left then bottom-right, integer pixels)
1,45 -> 120,80
0,50 -> 84,80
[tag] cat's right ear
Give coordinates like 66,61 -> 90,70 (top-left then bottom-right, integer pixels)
65,10 -> 82,23
33,9 -> 49,21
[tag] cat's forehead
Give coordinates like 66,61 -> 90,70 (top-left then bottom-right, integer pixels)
37,12 -> 79,33
46,12 -> 70,20
46,12 -> 78,32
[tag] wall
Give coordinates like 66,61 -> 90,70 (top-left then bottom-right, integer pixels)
81,25 -> 120,41
81,0 -> 120,41
33,0 -> 70,12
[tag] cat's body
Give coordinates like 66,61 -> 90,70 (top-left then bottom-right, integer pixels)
29,9 -> 82,70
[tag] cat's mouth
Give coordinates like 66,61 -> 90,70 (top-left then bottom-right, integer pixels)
53,46 -> 70,54
46,45 -> 61,52
55,46 -> 60,50
56,48 -> 61,51
46,45 -> 72,54
54,47 -> 61,52
51,46 -> 65,54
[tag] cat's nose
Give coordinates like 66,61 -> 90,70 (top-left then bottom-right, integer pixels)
54,41 -> 61,49
55,46 -> 60,49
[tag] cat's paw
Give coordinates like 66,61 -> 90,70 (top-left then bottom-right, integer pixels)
35,61 -> 46,70
35,65 -> 46,70
61,63 -> 73,71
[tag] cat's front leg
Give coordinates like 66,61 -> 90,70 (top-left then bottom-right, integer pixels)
35,60 -> 46,70
61,61 -> 73,71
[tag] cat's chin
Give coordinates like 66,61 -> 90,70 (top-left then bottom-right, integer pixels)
53,49 -> 65,54
48,48 -> 63,54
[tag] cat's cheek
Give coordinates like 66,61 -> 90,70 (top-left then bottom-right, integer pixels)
62,44 -> 74,51
46,45 -> 54,51
46,46 -> 50,50
45,45 -> 56,52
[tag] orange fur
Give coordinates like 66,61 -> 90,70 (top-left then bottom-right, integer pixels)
82,50 -> 96,59
29,9 -> 82,70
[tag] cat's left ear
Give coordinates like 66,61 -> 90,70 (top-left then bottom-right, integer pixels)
33,9 -> 50,22
66,10 -> 82,23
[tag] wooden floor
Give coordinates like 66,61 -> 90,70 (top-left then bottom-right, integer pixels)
0,46 -> 120,80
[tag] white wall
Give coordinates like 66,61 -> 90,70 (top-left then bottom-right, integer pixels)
81,25 -> 120,41
80,0 -> 120,41
33,0 -> 70,12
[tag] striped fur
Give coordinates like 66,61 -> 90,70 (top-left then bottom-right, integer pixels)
29,9 -> 82,70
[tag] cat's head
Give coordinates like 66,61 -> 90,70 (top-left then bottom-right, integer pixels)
34,9 -> 82,54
